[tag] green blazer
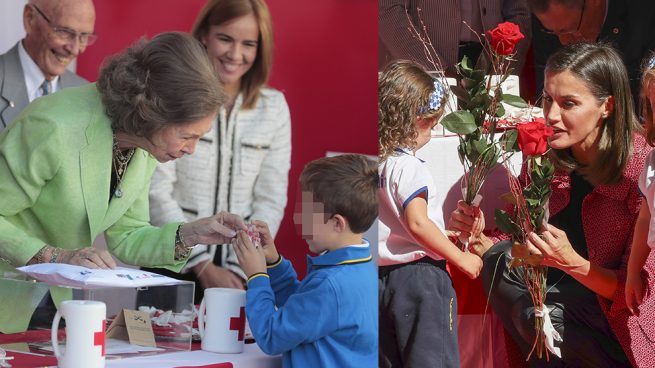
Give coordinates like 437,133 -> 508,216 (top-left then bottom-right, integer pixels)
0,84 -> 187,333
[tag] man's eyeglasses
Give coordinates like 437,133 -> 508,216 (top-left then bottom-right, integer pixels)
31,4 -> 97,46
542,0 -> 586,37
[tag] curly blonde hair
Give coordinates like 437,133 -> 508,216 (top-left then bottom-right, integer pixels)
378,60 -> 446,160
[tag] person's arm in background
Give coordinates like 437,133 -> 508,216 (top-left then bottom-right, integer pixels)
249,91 -> 292,237
149,160 -> 245,289
148,160 -> 211,269
379,0 -> 443,68
221,91 -> 292,284
502,0 -> 532,75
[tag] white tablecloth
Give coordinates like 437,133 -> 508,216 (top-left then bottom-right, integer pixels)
105,344 -> 281,368
415,134 -> 523,230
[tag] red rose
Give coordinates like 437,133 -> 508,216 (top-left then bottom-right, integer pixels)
486,22 -> 525,56
517,119 -> 553,156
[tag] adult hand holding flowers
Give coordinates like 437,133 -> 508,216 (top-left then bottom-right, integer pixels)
525,225 -> 585,270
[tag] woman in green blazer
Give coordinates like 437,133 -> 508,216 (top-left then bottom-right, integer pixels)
0,32 -> 245,333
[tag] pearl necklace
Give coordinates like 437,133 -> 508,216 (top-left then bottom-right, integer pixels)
112,136 -> 135,198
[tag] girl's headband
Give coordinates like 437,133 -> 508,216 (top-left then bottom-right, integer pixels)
418,79 -> 446,114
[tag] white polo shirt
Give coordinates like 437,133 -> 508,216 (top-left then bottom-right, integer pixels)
378,149 -> 446,266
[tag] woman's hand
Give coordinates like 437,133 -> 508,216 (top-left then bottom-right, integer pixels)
526,224 -> 586,271
232,230 -> 266,278
448,200 -> 485,239
193,261 -> 245,290
59,247 -> 117,269
181,212 -> 247,246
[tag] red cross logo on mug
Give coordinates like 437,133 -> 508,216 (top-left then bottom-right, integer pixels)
94,320 -> 106,356
229,307 -> 246,341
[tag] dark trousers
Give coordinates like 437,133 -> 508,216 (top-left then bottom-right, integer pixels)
482,240 -> 630,367
379,258 -> 460,368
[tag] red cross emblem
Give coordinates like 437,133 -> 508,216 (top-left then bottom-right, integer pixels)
94,320 -> 106,356
229,307 -> 246,341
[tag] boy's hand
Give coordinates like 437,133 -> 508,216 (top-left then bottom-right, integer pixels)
626,272 -> 645,315
252,220 -> 280,264
232,230 -> 266,278
453,251 -> 483,279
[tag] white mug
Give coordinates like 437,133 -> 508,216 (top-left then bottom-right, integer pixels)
52,300 -> 106,368
198,288 -> 246,353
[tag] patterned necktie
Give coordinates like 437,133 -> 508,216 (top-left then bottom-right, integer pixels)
40,80 -> 51,96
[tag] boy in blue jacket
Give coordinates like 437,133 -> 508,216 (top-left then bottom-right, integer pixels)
233,154 -> 378,368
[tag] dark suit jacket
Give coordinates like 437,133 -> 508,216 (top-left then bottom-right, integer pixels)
379,0 -> 532,76
0,42 -> 88,132
532,0 -> 655,100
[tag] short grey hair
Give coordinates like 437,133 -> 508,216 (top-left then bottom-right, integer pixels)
97,32 -> 224,138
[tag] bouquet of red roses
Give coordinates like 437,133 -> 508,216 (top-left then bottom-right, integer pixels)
438,22 -> 527,207
494,118 -> 560,360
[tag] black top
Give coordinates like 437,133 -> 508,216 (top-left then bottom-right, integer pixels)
548,171 -> 594,285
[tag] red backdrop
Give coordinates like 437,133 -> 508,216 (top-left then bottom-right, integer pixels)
77,0 -> 378,277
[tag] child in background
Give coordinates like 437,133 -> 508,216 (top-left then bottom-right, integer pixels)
233,154 -> 378,368
626,55 -> 655,314
378,60 -> 483,367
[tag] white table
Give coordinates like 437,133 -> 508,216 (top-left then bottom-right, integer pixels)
106,343 -> 281,368
416,134 -> 523,230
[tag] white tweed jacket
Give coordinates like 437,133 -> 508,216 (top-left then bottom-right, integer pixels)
149,88 -> 292,276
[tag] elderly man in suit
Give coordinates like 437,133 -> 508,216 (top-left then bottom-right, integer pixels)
379,0 -> 532,76
0,0 -> 95,132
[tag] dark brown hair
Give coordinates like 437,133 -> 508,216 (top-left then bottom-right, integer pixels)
97,32 -> 223,138
545,42 -> 642,184
299,154 -> 378,234
191,0 -> 273,109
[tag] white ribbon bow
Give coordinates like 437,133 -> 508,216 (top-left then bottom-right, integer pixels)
535,304 -> 563,358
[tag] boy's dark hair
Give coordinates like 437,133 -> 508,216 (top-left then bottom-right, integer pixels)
299,154 -> 378,233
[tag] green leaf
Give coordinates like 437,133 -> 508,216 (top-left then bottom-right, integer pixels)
441,111 -> 478,134
500,130 -> 519,152
450,85 -> 471,104
494,209 -> 522,236
461,77 -> 479,90
475,51 -> 490,72
471,92 -> 491,110
495,103 -> 506,117
502,94 -> 529,108
525,198 -> 540,207
472,137 -> 489,156
460,55 -> 473,72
